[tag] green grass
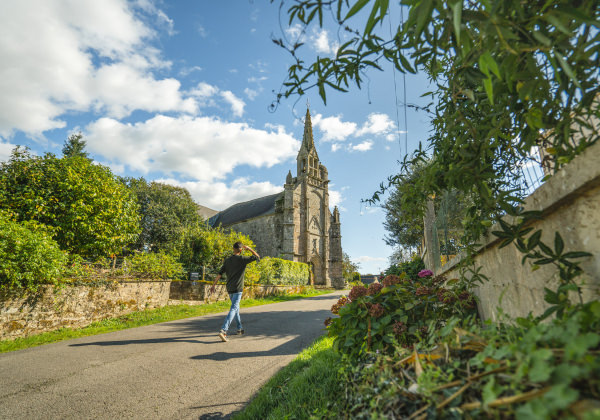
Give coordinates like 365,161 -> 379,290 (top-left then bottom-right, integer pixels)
0,288 -> 334,353
232,335 -> 342,420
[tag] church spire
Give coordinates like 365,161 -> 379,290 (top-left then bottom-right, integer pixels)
302,107 -> 315,151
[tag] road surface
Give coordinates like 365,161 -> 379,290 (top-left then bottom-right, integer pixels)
0,292 -> 343,419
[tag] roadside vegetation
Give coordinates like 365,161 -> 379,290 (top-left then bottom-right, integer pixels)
0,287 -> 332,353
232,335 -> 342,420
238,0 -> 600,417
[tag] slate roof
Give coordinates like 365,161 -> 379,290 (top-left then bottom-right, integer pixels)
196,204 -> 219,220
209,191 -> 284,227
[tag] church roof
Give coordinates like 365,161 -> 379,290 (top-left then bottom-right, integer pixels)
209,191 -> 284,227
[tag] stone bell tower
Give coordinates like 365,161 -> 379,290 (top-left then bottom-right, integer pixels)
280,107 -> 343,287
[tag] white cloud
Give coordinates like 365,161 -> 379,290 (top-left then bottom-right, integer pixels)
312,114 -> 357,142
0,0 -> 195,139
331,143 -> 342,152
0,141 -> 17,162
356,256 -> 387,263
328,189 -> 346,212
311,28 -> 339,55
159,177 -> 282,210
189,82 -> 219,98
220,91 -> 246,117
352,140 -> 373,152
179,65 -> 203,77
356,113 -> 396,136
244,88 -> 259,101
285,24 -> 304,40
197,24 -> 207,37
84,115 -> 300,182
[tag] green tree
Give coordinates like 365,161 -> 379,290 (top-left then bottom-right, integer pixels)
123,178 -> 203,254
62,132 -> 89,159
0,212 -> 68,291
0,147 -> 140,259
342,252 -> 361,281
273,0 -> 599,243
179,224 -> 255,274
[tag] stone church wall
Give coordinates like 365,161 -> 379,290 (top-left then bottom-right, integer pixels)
228,213 -> 284,258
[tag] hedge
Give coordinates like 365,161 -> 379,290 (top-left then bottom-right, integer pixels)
0,214 -> 68,291
246,257 -> 310,286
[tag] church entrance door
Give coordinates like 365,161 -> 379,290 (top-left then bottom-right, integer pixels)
310,256 -> 324,285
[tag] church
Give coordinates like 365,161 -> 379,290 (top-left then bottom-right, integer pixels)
208,108 -> 344,288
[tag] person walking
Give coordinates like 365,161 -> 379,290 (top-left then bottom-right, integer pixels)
210,241 -> 260,342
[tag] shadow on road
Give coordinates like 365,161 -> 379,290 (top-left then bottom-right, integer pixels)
69,306 -> 333,357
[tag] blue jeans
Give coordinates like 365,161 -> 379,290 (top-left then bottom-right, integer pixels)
221,292 -> 243,333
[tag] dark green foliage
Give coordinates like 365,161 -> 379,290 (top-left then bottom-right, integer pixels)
342,252 -> 361,281
124,178 -> 202,254
246,257 -> 310,286
0,213 -> 67,291
327,270 -> 477,360
325,303 -> 600,419
0,148 -> 140,259
61,132 -> 89,159
385,255 -> 425,281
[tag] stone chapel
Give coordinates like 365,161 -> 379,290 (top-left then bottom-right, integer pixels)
209,107 -> 344,287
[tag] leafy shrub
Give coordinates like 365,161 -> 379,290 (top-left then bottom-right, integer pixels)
178,223 -> 255,273
385,255 -> 425,281
124,252 -> 184,280
0,214 -> 67,291
326,270 -> 477,359
326,302 -> 600,419
351,272 -> 361,282
0,148 -> 140,259
246,257 -> 310,286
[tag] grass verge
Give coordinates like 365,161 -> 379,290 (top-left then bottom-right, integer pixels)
0,288 -> 334,353
232,335 -> 342,420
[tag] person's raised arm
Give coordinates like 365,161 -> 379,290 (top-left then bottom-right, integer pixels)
243,245 -> 260,259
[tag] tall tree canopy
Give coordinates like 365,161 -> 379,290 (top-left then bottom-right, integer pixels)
0,147 -> 140,259
124,178 -> 203,254
62,132 -> 90,159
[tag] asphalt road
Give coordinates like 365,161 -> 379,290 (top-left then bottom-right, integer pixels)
0,291 -> 343,420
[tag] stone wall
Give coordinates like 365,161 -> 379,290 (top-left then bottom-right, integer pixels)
169,281 -> 310,302
0,281 -> 171,340
228,213 -> 283,258
436,141 -> 600,321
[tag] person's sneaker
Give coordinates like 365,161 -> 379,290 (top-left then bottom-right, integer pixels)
218,330 -> 228,342
236,329 -> 245,335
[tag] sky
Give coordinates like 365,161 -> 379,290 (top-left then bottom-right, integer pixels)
0,0 -> 434,275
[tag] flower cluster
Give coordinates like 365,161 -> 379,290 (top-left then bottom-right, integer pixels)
418,325 -> 429,336
348,285 -> 368,301
437,288 -> 455,304
367,282 -> 383,296
459,291 -> 477,309
418,269 -> 434,278
393,321 -> 407,335
382,275 -> 401,287
368,303 -> 385,318
415,286 -> 433,296
331,295 -> 349,314
324,317 -> 333,327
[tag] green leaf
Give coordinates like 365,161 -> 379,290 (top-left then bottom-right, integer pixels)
554,51 -> 581,89
562,251 -> 592,259
554,232 -> 564,255
344,0 -> 370,20
483,77 -> 494,104
529,348 -> 553,382
450,0 -> 462,46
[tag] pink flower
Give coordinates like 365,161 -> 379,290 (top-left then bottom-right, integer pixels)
418,269 -> 434,278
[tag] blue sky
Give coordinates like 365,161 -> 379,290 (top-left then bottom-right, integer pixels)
0,0 -> 433,274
